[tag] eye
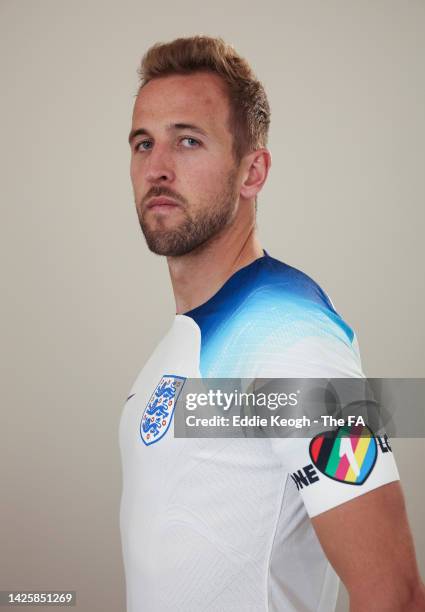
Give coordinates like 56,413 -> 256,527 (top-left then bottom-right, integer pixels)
135,139 -> 153,152
180,137 -> 200,148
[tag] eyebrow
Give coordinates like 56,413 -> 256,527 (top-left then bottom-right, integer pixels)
128,123 -> 207,145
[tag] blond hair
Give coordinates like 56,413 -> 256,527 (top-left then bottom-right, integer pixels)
137,36 -> 270,161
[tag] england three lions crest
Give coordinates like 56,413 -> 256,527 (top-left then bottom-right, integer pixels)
140,375 -> 186,446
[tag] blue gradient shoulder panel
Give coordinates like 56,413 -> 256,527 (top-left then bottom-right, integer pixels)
183,252 -> 355,377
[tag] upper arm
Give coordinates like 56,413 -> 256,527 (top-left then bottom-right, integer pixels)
312,481 -> 425,610
255,296 -> 424,607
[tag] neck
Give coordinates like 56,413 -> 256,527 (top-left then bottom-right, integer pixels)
167,211 -> 263,314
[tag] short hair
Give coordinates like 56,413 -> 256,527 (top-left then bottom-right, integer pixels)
137,36 -> 271,161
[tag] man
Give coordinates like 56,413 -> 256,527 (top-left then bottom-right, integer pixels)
120,36 -> 425,611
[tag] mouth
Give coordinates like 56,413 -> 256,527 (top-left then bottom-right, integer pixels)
146,196 -> 181,212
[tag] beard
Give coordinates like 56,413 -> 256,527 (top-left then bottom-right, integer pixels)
138,169 -> 239,257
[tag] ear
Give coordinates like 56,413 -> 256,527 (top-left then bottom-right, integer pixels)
239,148 -> 272,200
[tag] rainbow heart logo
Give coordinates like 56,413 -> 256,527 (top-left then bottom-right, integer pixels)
309,424 -> 377,485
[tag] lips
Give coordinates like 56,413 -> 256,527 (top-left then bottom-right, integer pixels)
146,197 -> 180,210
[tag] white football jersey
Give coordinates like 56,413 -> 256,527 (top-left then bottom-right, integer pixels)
119,252 -> 399,611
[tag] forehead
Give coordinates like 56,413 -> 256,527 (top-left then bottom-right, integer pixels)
132,72 -> 231,137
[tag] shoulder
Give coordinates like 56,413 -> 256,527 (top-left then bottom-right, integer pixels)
239,254 -> 355,347
202,255 -> 363,378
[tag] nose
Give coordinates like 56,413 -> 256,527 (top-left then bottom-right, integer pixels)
144,144 -> 175,184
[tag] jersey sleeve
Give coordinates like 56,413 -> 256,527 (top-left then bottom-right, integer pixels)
254,300 -> 400,517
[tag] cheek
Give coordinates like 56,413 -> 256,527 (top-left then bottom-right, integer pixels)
177,158 -> 230,196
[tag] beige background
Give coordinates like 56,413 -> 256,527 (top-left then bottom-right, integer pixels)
1,1 -> 424,610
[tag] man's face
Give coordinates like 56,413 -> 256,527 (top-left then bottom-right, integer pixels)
129,72 -> 241,256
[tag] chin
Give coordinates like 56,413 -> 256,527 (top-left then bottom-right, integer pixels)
143,231 -> 187,257
145,231 -> 211,257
